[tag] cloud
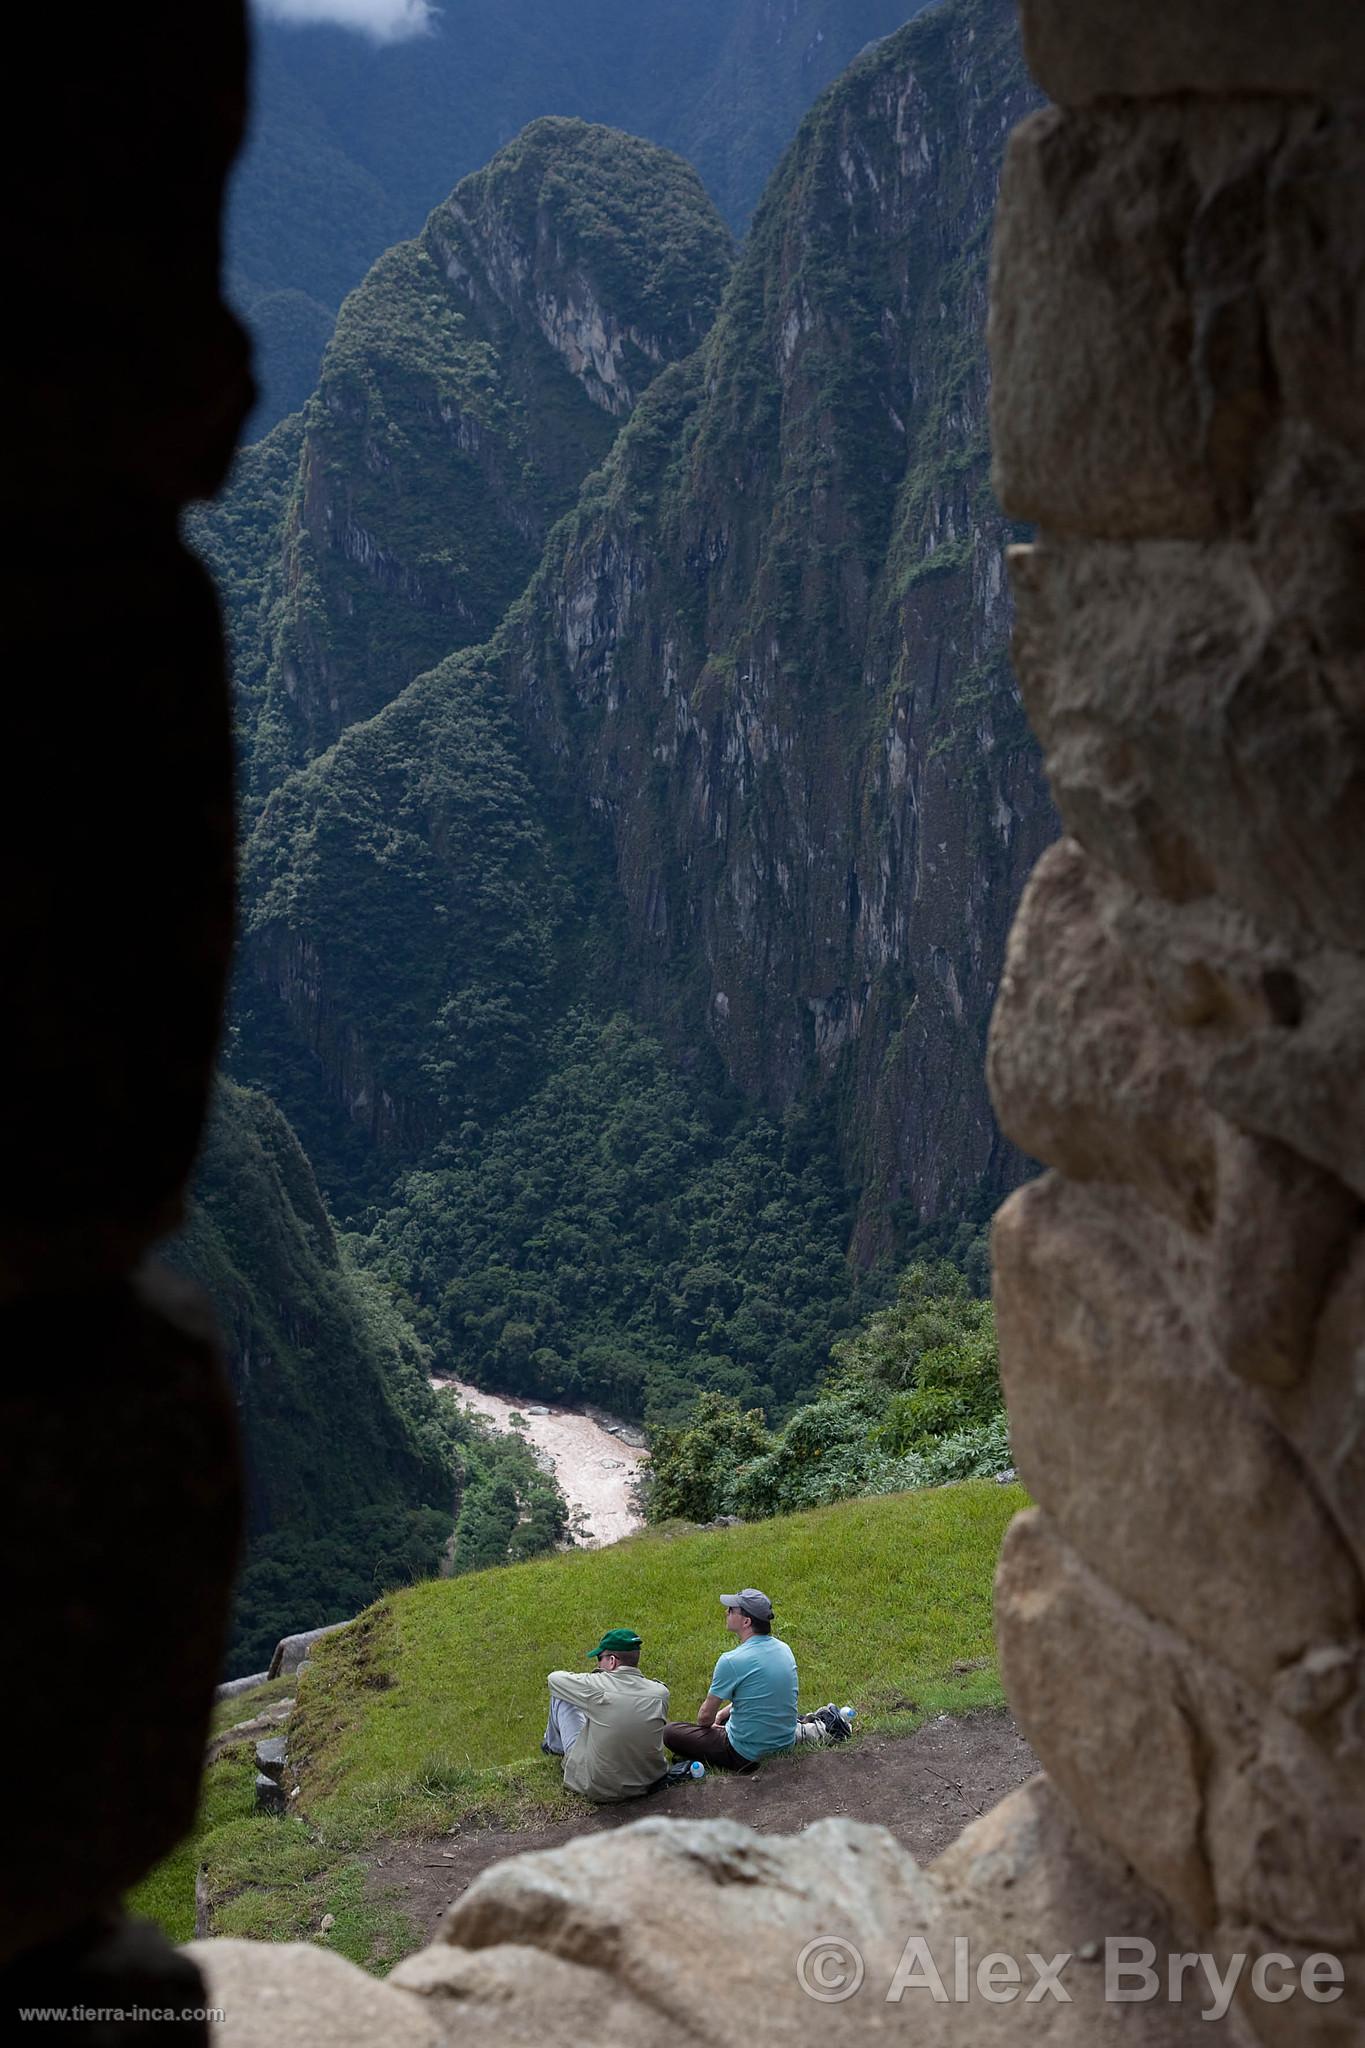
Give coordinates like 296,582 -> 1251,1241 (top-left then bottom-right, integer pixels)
253,0 -> 435,41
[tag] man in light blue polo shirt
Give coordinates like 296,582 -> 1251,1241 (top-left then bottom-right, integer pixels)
663,1588 -> 849,1769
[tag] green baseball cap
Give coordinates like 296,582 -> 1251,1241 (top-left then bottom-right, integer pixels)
586,1627 -> 642,1660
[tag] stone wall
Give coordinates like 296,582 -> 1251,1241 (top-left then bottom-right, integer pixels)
987,2 -> 1365,2040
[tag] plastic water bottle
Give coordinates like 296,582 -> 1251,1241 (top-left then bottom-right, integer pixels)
840,1706 -> 856,1724
689,1759 -> 705,1778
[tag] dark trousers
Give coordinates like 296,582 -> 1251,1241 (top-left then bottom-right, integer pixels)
663,1720 -> 759,1770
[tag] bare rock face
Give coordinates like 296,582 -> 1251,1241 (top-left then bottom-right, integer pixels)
983,3 -> 1365,2043
232,0 -> 1057,1253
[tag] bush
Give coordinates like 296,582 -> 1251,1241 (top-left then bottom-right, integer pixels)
643,1257 -> 1008,1526
643,1391 -> 770,1522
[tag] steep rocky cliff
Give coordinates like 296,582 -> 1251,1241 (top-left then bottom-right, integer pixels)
496,0 -> 1053,1256
237,0 -> 1053,1272
246,120 -> 731,792
232,0 -> 928,434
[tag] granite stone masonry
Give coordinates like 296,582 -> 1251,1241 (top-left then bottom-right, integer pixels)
985,3 -> 1365,2041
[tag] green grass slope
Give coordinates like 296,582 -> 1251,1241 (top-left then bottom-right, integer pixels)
130,1481 -> 1025,1972
302,1480 -> 1024,1794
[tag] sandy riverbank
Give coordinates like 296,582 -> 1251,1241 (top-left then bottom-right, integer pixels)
432,1379 -> 645,1546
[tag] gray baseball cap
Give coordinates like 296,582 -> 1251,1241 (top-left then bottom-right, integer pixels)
720,1588 -> 773,1621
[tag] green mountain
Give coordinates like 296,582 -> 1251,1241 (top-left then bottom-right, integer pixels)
218,120 -> 731,794
232,0 -> 931,433
483,0 -> 1053,1264
232,0 -> 1049,1275
167,1078 -> 455,1663
169,1079 -> 565,1672
181,118 -> 742,1659
182,0 -> 1050,1655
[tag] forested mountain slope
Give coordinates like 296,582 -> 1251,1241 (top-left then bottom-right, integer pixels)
220,121 -> 731,794
170,1079 -> 567,1670
169,1079 -> 449,1539
493,0 -> 1053,1258
234,0 -> 1051,1290
233,0 -> 929,431
164,0 -> 1052,1665
166,1078 -> 455,1666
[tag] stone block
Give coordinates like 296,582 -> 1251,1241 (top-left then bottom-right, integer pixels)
1262,1228 -> 1365,1575
990,107 -> 1222,538
390,1803 -> 1236,2043
989,851 -> 1360,1389
1207,1125 -> 1361,1390
930,1773 -> 1189,1968
1217,1929 -> 1365,2048
1019,1 -> 1365,106
1007,537 -> 1365,951
268,1621 -> 354,1681
186,1939 -> 442,2047
990,100 -> 1364,537
992,1175 -> 1362,1691
1204,949 -> 1365,1203
255,1736 -> 288,1778
995,1512 -> 1215,1928
987,839 -> 1217,1231
4,536 -> 236,1300
254,1772 -> 287,1816
215,1671 -> 271,1702
996,1513 -> 1365,1954
0,1267 -> 242,1964
1263,111 -> 1365,459
1103,891 -> 1365,1203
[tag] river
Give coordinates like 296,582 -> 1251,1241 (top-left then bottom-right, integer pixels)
432,1378 -> 646,1547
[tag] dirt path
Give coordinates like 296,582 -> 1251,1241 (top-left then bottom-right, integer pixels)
366,1708 -> 1037,1943
433,1378 -> 645,1546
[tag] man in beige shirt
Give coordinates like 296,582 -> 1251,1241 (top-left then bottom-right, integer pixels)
542,1627 -> 670,1802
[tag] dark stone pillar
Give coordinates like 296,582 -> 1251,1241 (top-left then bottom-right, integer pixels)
2,3 -> 252,2034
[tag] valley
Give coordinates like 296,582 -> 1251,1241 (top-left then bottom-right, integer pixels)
175,0 -> 1050,1690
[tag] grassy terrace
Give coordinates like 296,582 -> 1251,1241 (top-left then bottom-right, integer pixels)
131,1480 -> 1026,1973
